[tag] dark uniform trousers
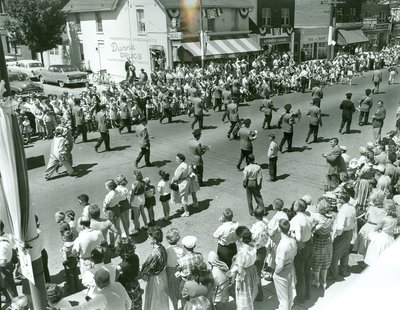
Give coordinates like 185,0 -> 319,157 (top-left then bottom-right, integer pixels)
193,164 -> 204,185
73,124 -> 87,142
279,132 -> 293,152
160,108 -> 172,123
227,121 -> 238,138
339,116 -> 352,133
238,149 -> 252,167
119,118 -> 132,133
269,156 -> 278,180
136,146 -> 151,166
306,124 -> 319,143
96,132 -> 111,150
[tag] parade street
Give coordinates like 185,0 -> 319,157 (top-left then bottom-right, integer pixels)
23,69 -> 399,309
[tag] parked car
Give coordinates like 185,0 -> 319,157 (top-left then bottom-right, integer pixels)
9,60 -> 44,79
8,70 -> 44,96
5,55 -> 17,67
34,64 -> 88,88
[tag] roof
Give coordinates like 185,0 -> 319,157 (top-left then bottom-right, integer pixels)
159,0 -> 253,9
62,0 -> 120,13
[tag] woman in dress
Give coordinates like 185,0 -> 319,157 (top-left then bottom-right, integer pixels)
116,175 -> 131,238
227,226 -> 258,310
116,239 -> 143,310
365,201 -> 398,266
103,179 -> 122,249
157,170 -> 171,220
165,228 -> 184,310
207,251 -> 230,310
141,226 -> 171,310
311,197 -> 334,289
353,191 -> 386,260
171,153 -> 190,217
265,198 -> 289,280
129,170 -> 147,233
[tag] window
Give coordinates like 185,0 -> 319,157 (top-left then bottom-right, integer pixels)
366,11 -> 372,18
79,43 -> 85,61
207,18 -> 215,32
349,7 -> 357,21
261,8 -> 271,27
378,11 -> 387,23
76,14 -> 81,32
281,8 -> 290,25
317,42 -> 327,59
136,8 -> 145,33
49,47 -> 59,55
336,8 -> 343,22
95,12 -> 103,32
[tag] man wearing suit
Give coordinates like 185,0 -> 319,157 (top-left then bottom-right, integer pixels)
118,95 -> 132,134
188,129 -> 209,186
237,118 -> 256,170
226,100 -> 240,139
372,69 -> 382,94
72,99 -> 87,143
371,100 -> 386,142
339,92 -> 355,134
135,118 -> 151,168
305,100 -> 322,143
278,104 -> 294,152
311,81 -> 323,108
191,89 -> 207,130
95,105 -> 111,152
322,138 -> 343,190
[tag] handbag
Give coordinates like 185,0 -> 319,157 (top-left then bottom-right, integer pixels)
170,182 -> 179,191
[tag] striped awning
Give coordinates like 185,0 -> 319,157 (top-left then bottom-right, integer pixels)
180,37 -> 260,57
337,29 -> 369,46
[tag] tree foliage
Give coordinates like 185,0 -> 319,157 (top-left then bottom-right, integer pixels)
3,0 -> 67,54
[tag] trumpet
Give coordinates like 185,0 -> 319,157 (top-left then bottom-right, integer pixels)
289,109 -> 302,125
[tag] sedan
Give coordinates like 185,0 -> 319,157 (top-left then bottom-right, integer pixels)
8,70 -> 44,96
9,60 -> 44,79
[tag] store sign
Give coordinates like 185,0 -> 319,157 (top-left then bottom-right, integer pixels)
375,23 -> 390,31
363,18 -> 377,30
110,41 -> 144,61
169,32 -> 183,40
304,35 -> 328,43
260,36 -> 291,46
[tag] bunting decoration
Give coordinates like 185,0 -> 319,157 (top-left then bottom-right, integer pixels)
285,27 -> 294,36
239,8 -> 249,18
167,8 -> 180,19
203,8 -> 223,19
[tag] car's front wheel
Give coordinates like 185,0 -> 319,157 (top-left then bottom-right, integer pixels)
58,81 -> 65,88
39,76 -> 45,84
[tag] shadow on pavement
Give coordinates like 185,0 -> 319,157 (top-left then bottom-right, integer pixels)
315,137 -> 332,143
276,173 -> 290,181
289,146 -> 312,152
202,178 -> 225,187
74,163 -> 98,178
346,129 -> 362,134
169,119 -> 189,124
260,163 -> 269,169
110,145 -> 131,151
190,198 -> 213,215
321,113 -> 330,117
151,160 -> 172,168
201,125 -> 218,130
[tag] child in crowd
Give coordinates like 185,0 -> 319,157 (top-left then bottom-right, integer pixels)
60,230 -> 80,293
21,115 -> 33,143
65,210 -> 78,240
157,170 -> 171,221
55,211 -> 71,238
43,110 -> 54,139
144,177 -> 156,226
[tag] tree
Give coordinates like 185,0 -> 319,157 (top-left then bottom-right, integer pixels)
3,0 -> 67,64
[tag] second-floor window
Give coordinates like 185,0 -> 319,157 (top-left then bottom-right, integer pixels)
207,18 -> 215,32
378,11 -> 387,23
281,8 -> 290,25
349,7 -> 357,21
261,8 -> 271,27
336,8 -> 343,22
79,43 -> 85,61
136,8 -> 145,33
76,14 -> 81,32
96,12 -> 103,32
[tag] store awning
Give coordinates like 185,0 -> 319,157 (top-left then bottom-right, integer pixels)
180,37 -> 260,58
337,29 -> 369,46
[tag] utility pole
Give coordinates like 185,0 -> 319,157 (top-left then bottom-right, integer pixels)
199,0 -> 205,73
329,0 -> 337,59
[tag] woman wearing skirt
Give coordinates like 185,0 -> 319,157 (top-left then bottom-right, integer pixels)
140,226 -> 172,310
227,226 -> 258,310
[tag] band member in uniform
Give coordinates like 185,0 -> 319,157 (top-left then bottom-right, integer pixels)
339,92 -> 355,134
95,105 -> 111,152
260,99 -> 278,130
226,99 -> 240,139
188,129 -> 210,186
311,81 -> 323,108
278,104 -> 300,153
243,154 -> 264,215
221,84 -> 232,122
118,95 -> 132,134
72,99 -> 87,143
305,100 -> 322,143
267,134 -> 278,182
237,119 -> 257,170
135,118 -> 152,168
191,89 -> 207,130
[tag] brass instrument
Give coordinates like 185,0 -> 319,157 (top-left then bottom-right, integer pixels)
289,109 -> 302,125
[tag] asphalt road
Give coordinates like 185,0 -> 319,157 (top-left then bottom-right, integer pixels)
8,69 -> 400,309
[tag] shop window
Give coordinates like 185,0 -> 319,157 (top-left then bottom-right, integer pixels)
281,8 -> 290,26
136,8 -> 145,34
79,43 -> 85,61
76,14 -> 81,32
207,18 -> 215,32
317,42 -> 327,59
302,43 -> 313,61
96,12 -> 103,32
261,8 -> 271,27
